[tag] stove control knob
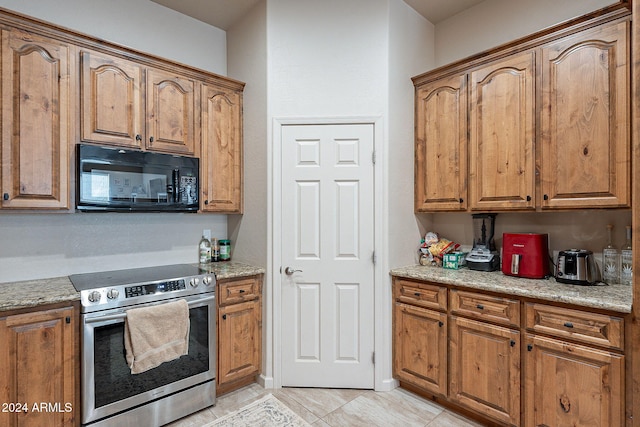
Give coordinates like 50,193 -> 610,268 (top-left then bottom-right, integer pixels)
88,291 -> 101,303
106,289 -> 119,300
189,278 -> 200,288
202,276 -> 213,286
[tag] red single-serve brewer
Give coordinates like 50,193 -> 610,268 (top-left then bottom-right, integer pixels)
502,233 -> 551,279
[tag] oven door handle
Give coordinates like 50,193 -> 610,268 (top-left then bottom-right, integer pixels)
84,295 -> 215,324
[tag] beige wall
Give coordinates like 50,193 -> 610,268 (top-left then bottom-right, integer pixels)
435,0 -> 618,66
227,1 -> 268,269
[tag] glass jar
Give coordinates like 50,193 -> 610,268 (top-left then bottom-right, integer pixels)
219,239 -> 231,261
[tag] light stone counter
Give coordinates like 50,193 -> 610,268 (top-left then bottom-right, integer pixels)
390,264 -> 632,314
197,262 -> 265,280
0,276 -> 80,313
0,262 -> 265,314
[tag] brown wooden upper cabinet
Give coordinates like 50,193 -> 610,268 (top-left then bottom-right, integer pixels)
80,49 -> 198,156
414,73 -> 468,212
1,29 -> 73,210
469,51 -> 535,211
413,13 -> 631,212
540,20 -> 630,209
201,84 -> 243,213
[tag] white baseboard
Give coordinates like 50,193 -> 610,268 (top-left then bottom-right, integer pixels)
258,374 -> 275,389
375,378 -> 399,392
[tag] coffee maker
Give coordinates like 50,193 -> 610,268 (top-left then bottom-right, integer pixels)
466,213 -> 500,271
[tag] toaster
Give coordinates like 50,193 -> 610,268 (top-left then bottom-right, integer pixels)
502,233 -> 551,279
555,249 -> 601,285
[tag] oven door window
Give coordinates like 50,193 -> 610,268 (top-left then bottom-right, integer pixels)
93,306 -> 209,408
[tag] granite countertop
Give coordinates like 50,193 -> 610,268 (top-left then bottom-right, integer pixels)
0,276 -> 80,313
390,264 -> 633,314
198,262 -> 265,280
0,262 -> 266,314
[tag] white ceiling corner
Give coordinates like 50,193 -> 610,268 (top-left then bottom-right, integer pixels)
150,0 -> 486,30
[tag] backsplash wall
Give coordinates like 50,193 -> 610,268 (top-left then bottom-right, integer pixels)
0,213 -> 227,283
416,210 -> 632,268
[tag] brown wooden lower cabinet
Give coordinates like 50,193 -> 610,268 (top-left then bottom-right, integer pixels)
217,275 -> 263,395
392,277 -> 627,427
524,334 -> 624,427
0,304 -> 79,427
393,301 -> 447,396
449,316 -> 520,426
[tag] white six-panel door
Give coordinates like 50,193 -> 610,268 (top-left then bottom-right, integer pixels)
281,123 -> 375,388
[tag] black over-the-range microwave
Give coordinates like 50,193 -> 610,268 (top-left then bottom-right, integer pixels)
76,144 -> 199,212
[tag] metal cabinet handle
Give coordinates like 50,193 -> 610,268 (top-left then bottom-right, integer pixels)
149,136 -> 154,143
564,322 -> 574,328
284,266 -> 303,276
3,193 -> 8,201
476,304 -> 484,310
135,134 -> 142,141
222,314 -> 227,320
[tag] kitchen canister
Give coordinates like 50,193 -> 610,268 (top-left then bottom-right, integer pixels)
219,239 -> 231,261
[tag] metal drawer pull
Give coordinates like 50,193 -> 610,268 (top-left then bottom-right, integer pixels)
564,322 -> 574,328
438,321 -> 444,327
222,314 -> 227,320
476,304 -> 484,310
527,344 -> 533,351
510,340 -> 516,347
414,292 -> 421,297
239,289 -> 246,293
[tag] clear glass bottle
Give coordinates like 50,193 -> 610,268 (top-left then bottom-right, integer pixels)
620,225 -> 632,285
199,235 -> 211,264
602,224 -> 619,284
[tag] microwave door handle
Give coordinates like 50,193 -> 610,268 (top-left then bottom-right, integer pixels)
173,169 -> 180,203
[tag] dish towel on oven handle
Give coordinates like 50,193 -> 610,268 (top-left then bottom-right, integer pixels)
124,299 -> 190,374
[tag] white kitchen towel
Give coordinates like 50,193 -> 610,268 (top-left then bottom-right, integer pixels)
124,299 -> 190,374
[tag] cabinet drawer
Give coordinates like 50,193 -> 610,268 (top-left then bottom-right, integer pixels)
218,277 -> 261,306
450,289 -> 520,327
394,279 -> 447,311
525,303 -> 624,350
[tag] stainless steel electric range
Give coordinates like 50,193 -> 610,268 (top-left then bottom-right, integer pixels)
69,264 -> 216,427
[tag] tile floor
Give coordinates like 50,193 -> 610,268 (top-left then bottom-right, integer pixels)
167,383 -> 484,427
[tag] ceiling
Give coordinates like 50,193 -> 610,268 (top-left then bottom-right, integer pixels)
150,0 -> 486,30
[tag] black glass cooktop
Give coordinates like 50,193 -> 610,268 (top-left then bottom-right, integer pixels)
69,264 -> 205,292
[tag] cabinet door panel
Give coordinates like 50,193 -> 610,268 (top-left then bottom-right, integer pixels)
450,316 -> 520,426
1,30 -> 71,209
540,20 -> 630,208
218,300 -> 261,386
201,84 -> 243,213
469,51 -> 535,210
393,302 -> 447,396
524,334 -> 624,427
415,74 -> 467,211
146,69 -> 197,155
0,307 -> 76,427
80,50 -> 143,148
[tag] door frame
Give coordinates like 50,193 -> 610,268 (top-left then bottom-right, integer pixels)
269,116 -> 390,390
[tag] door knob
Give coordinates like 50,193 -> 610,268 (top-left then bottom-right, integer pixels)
284,266 -> 302,275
